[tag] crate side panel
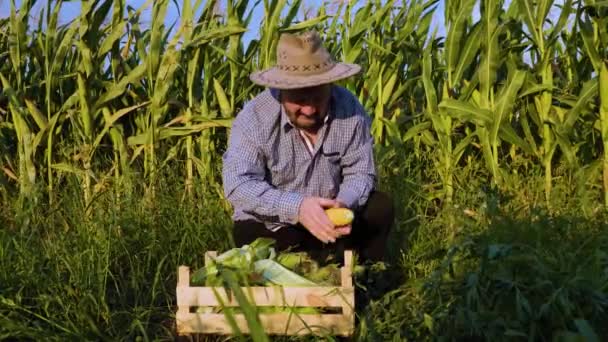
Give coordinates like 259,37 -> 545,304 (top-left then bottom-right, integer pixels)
177,286 -> 354,307
176,312 -> 354,336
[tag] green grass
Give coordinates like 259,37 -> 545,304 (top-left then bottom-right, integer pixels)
1,156 -> 607,341
0,173 -> 233,341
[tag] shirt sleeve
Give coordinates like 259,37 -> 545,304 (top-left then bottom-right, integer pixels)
335,101 -> 376,210
222,110 -> 304,224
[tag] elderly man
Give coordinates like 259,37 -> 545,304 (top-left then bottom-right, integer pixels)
221,31 -> 394,263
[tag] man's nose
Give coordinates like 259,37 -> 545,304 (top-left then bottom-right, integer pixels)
300,105 -> 317,116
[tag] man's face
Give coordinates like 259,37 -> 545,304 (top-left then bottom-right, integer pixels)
280,84 -> 331,132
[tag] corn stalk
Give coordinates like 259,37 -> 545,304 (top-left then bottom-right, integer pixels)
513,0 -> 566,202
578,1 -> 608,207
4,0 -> 37,198
411,0 -> 479,204
2,0 -> 608,212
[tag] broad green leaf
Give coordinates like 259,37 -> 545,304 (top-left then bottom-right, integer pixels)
491,70 -> 526,146
579,14 -> 602,73
149,0 -> 170,75
536,0 -> 553,29
446,0 -> 476,87
439,99 -> 493,125
519,84 -> 555,98
127,119 -> 233,145
281,0 -> 302,29
77,72 -> 92,138
51,22 -> 78,75
94,63 -> 147,109
453,134 -> 474,163
422,41 -> 437,114
479,3 -> 501,109
499,124 -> 534,155
51,163 -> 96,180
184,26 -> 247,49
92,102 -> 151,153
453,23 -> 482,87
520,109 -> 539,156
554,129 -> 577,167
378,117 -> 401,143
403,122 -> 432,142
547,0 -> 573,44
382,72 -> 398,105
564,78 -> 598,130
98,21 -> 128,56
281,15 -> 329,32
213,78 -> 232,117
24,99 -> 48,130
517,0 -> 540,45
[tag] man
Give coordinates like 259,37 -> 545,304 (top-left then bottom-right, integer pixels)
221,31 -> 394,263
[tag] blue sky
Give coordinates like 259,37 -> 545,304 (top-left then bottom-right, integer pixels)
0,0 -> 451,43
1,1 -> 567,46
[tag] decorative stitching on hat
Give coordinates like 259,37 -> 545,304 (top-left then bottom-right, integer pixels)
254,64 -> 359,88
277,58 -> 334,74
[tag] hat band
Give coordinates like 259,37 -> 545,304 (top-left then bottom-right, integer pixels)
276,58 -> 335,76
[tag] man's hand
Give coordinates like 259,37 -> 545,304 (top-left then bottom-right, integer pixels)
298,197 -> 342,243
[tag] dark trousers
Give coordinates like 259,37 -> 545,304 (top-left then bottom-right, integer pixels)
233,191 -> 394,264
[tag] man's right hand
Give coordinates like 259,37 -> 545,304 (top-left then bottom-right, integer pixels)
298,197 -> 341,244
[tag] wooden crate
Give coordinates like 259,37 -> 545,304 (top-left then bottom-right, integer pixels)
176,250 -> 355,337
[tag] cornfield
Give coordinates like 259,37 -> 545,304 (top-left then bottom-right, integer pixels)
1,0 -> 608,340
1,0 -> 607,207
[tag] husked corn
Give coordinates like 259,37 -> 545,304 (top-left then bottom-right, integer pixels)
325,208 -> 354,226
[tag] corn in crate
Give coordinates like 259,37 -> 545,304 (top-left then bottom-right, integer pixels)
176,238 -> 355,337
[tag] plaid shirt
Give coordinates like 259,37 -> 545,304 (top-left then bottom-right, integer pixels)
222,85 -> 376,231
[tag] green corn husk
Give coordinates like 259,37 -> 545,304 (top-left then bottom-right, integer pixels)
253,259 -> 317,286
276,251 -> 309,270
307,263 -> 341,285
191,265 -> 219,286
191,238 -> 342,287
249,238 -> 277,260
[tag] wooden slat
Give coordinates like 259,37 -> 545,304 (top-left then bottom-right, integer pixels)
176,266 -> 190,324
177,285 -> 354,307
176,312 -> 354,336
341,250 -> 353,288
340,250 -> 354,321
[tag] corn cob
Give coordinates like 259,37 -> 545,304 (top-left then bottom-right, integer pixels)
325,208 -> 354,226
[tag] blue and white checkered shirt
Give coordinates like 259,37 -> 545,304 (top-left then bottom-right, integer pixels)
222,85 -> 376,231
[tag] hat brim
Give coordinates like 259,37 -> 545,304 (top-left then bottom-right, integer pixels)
249,63 -> 361,90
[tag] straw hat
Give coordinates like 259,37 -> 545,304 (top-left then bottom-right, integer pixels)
250,31 -> 361,90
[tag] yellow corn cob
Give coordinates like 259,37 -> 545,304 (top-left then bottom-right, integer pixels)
325,208 -> 354,226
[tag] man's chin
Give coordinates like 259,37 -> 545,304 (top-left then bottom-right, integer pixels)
295,118 -> 321,130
